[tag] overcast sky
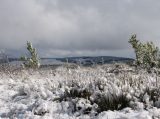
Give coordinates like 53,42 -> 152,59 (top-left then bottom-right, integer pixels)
0,0 -> 160,58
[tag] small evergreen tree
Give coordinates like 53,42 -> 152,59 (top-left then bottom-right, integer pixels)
129,34 -> 142,65
21,41 -> 40,68
129,34 -> 160,69
0,50 -> 9,63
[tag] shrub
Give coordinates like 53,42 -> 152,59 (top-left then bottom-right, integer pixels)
92,92 -> 130,112
21,41 -> 40,68
59,81 -> 131,114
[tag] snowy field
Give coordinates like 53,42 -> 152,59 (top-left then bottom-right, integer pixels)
0,63 -> 160,119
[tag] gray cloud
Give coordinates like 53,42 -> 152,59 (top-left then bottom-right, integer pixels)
0,0 -> 160,58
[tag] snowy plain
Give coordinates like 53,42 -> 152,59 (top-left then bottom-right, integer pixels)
0,63 -> 160,119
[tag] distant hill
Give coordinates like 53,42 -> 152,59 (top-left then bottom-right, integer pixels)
6,56 -> 134,66
42,56 -> 134,66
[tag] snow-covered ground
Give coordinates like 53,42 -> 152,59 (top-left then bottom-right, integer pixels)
0,63 -> 160,119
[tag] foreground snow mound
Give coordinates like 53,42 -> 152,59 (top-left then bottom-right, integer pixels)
0,63 -> 160,119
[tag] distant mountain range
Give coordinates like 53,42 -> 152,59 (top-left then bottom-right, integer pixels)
5,56 -> 133,66
41,56 -> 134,66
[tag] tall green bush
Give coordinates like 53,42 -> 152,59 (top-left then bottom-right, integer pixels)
21,41 -> 40,68
129,34 -> 160,69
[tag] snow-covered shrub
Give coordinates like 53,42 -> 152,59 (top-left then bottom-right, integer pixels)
139,88 -> 160,108
58,80 -> 131,115
32,99 -> 50,116
21,41 -> 40,68
92,92 -> 130,112
1,63 -> 160,118
62,87 -> 92,100
129,34 -> 160,70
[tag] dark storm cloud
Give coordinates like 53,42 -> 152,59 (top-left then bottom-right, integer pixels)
0,0 -> 160,57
